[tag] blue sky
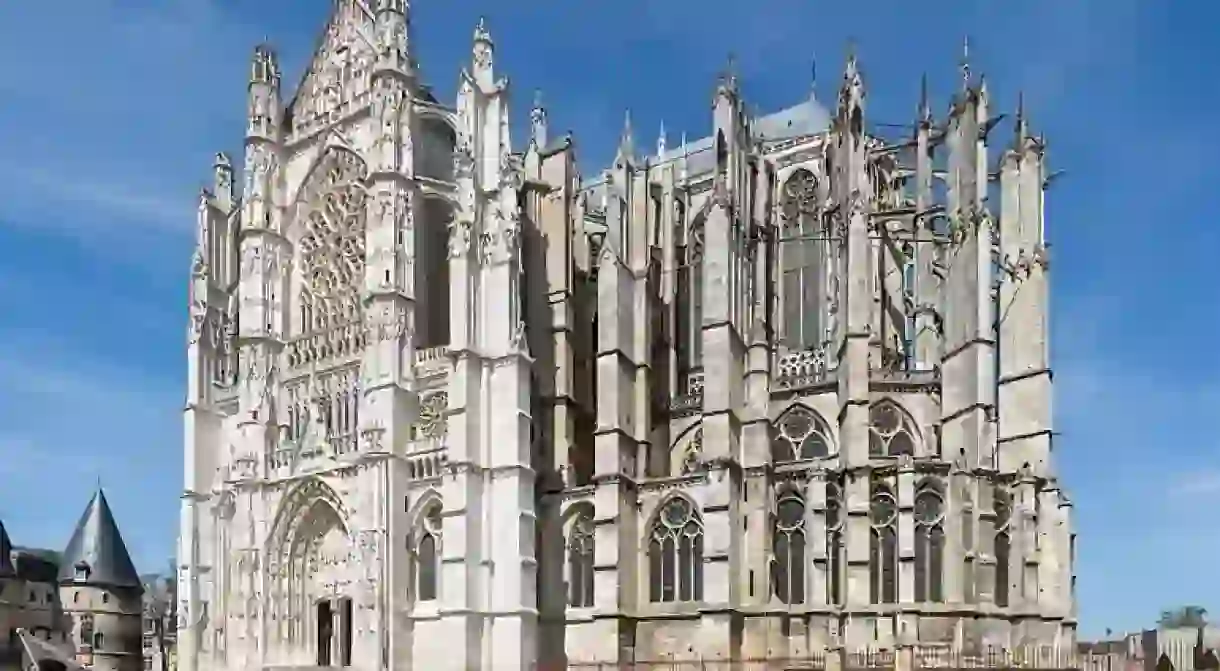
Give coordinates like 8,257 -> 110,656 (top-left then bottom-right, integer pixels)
0,0 -> 1214,637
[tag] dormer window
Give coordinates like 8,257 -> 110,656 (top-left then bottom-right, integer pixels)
74,560 -> 91,582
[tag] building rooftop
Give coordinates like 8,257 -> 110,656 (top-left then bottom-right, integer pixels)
57,488 -> 142,590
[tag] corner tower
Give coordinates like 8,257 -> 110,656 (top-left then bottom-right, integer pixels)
58,489 -> 144,671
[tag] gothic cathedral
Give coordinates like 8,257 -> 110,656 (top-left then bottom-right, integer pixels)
178,2 -> 1074,670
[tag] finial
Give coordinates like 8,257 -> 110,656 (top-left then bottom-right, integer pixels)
960,35 -> 971,88
618,109 -> 634,160
722,52 -> 739,91
810,55 -> 818,94
1015,90 -> 1028,142
473,16 -> 491,43
532,88 -> 543,111
657,120 -> 667,157
919,72 -> 931,123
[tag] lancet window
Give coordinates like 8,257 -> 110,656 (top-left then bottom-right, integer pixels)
826,480 -> 844,605
648,497 -> 704,603
913,479 -> 945,602
566,509 -> 595,608
772,488 -> 805,605
962,487 -> 976,603
780,169 -> 825,351
676,208 -> 704,375
868,400 -> 917,457
296,149 -> 368,341
413,503 -> 441,602
869,482 -> 898,604
994,487 -> 1012,607
772,405 -> 833,462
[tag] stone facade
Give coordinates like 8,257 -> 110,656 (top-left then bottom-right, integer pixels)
177,2 -> 1074,670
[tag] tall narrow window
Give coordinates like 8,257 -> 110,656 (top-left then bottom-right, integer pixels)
647,498 -> 704,603
771,405 -> 833,462
962,488 -> 976,603
826,480 -> 844,605
868,400 -> 917,457
567,510 -> 595,608
994,488 -> 1012,607
869,482 -> 898,604
914,479 -> 945,602
772,489 -> 806,604
780,170 -> 824,351
414,503 -> 442,602
688,217 -> 705,365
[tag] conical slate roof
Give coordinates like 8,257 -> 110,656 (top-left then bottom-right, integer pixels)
0,518 -> 15,577
57,489 -> 142,590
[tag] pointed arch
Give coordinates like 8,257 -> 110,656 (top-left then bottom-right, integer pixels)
993,486 -> 1013,608
407,490 -> 443,603
868,398 -> 921,457
779,168 -> 826,351
869,479 -> 897,604
772,403 -> 834,461
644,494 -> 704,603
771,484 -> 806,605
677,209 -> 706,372
266,477 -> 351,558
825,476 -> 845,605
562,502 -> 595,608
669,422 -> 703,476
913,476 -> 945,602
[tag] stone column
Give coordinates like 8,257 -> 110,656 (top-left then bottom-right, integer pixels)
592,245 -> 638,663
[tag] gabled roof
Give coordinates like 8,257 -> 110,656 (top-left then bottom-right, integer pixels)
57,489 -> 142,590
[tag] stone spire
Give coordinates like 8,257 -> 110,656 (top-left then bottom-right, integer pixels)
58,488 -> 142,590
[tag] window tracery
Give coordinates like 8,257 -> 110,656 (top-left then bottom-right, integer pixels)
647,497 -> 703,603
869,482 -> 898,604
413,503 -> 441,602
297,149 -> 368,340
868,400 -> 917,457
780,169 -> 826,351
913,479 -> 945,602
772,405 -> 833,462
772,488 -> 805,605
826,480 -> 844,605
994,487 -> 1012,607
567,510 -> 595,608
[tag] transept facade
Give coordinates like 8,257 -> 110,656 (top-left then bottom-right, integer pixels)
178,2 -> 1073,670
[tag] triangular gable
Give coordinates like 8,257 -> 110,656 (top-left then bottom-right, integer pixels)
287,0 -> 376,128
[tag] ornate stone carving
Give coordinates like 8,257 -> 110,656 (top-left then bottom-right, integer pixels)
414,391 -> 448,439
448,219 -> 472,259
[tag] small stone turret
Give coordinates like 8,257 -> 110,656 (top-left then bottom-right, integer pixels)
58,489 -> 144,671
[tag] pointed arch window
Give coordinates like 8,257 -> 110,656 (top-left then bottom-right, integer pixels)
413,503 -> 442,602
994,488 -> 1012,608
567,510 -> 595,608
688,218 -> 705,365
647,498 -> 704,603
962,487 -> 976,603
869,482 -> 898,604
772,488 -> 806,604
826,479 -> 844,606
869,400 -> 917,457
914,479 -> 945,602
772,405 -> 833,462
780,169 -> 825,351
